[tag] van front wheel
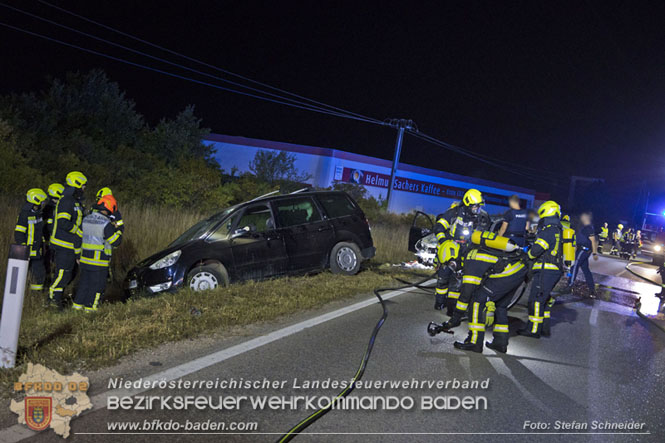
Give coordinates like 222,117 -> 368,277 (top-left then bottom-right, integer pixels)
330,242 -> 362,275
187,263 -> 229,291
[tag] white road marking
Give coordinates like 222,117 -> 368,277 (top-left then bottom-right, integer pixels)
589,304 -> 599,326
0,281 -> 432,443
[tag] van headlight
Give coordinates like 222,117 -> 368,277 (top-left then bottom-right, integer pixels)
149,250 -> 181,270
655,245 -> 662,252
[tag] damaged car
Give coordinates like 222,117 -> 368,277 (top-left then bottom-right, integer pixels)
125,190 -> 375,297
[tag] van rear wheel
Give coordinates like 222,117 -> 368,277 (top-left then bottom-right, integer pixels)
187,263 -> 229,291
330,242 -> 362,275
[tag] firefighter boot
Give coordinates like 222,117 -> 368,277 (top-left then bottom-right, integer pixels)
434,288 -> 447,311
454,330 -> 484,353
486,324 -> 509,353
454,301 -> 485,353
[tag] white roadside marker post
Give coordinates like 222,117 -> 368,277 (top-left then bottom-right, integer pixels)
0,245 -> 30,369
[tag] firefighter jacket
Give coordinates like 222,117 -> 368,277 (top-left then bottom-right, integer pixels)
14,202 -> 44,259
42,199 -> 57,242
434,205 -> 491,245
599,226 -> 608,240
528,216 -> 563,272
80,211 -> 123,268
109,209 -> 125,234
51,186 -> 84,253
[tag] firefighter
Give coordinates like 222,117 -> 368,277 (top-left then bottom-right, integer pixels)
497,194 -> 529,247
433,189 -> 491,313
567,211 -> 598,296
518,201 -> 564,339
15,188 -> 48,292
610,224 -> 623,256
95,187 -> 124,233
447,232 -> 528,354
73,195 -> 122,311
43,183 -> 64,282
49,171 -> 87,309
598,222 -> 609,253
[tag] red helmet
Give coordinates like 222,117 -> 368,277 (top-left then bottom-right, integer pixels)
98,195 -> 117,214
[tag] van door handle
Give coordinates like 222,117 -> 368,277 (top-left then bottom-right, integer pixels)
317,226 -> 332,232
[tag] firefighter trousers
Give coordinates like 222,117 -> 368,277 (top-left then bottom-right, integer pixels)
524,270 -> 562,336
435,265 -> 453,305
465,266 -> 528,347
49,248 -> 77,304
28,257 -> 46,292
73,265 -> 108,311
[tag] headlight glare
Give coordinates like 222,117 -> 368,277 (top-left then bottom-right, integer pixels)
149,250 -> 182,270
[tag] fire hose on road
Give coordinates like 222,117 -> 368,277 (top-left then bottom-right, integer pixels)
276,273 -> 435,443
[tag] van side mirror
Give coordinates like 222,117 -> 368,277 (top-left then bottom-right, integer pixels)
231,226 -> 251,239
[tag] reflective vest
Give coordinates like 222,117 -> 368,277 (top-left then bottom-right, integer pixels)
599,226 -> 608,239
80,212 -> 114,267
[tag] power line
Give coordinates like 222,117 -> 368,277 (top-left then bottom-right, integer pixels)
408,130 -> 563,187
37,0 -> 380,124
0,20 -> 383,125
4,2 -> 566,188
0,1 -> 382,125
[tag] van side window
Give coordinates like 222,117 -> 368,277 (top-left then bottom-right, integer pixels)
236,205 -> 274,233
317,194 -> 356,218
209,213 -> 240,241
274,198 -> 322,227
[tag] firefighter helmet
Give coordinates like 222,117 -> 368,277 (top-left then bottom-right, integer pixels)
462,189 -> 483,206
537,200 -> 561,218
618,224 -> 624,230
26,188 -> 47,206
98,195 -> 117,214
47,183 -> 64,199
96,187 -> 113,201
437,240 -> 460,265
66,171 -> 87,189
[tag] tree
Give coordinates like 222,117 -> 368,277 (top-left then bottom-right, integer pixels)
248,151 -> 311,186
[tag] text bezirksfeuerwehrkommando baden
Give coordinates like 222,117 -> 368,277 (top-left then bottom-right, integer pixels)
107,377 -> 490,391
106,377 -> 490,411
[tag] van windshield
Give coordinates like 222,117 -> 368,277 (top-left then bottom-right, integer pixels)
169,207 -> 236,247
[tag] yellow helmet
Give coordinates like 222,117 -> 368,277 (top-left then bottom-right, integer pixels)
66,171 -> 87,189
561,214 -> 570,222
47,183 -> 64,199
462,189 -> 483,206
449,201 -> 460,209
26,188 -> 47,205
96,187 -> 113,201
537,200 -> 561,218
437,240 -> 460,264
618,224 -> 624,229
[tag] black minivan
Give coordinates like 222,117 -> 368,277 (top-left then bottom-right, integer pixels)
124,191 -> 375,296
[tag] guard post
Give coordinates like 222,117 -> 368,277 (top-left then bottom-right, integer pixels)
0,244 -> 30,369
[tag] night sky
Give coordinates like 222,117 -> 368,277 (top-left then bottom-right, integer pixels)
2,1 -> 665,219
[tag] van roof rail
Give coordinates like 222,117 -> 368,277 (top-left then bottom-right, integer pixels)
290,188 -> 310,194
249,190 -> 280,202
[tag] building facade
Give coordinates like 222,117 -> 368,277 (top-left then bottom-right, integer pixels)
206,134 -> 536,215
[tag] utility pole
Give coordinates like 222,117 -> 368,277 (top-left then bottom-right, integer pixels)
386,119 -> 416,212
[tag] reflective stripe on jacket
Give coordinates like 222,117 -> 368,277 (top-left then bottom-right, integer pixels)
80,211 -> 122,267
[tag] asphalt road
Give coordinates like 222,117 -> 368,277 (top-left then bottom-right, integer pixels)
9,256 -> 663,443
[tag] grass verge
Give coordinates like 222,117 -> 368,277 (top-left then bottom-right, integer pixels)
0,267 -> 429,395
